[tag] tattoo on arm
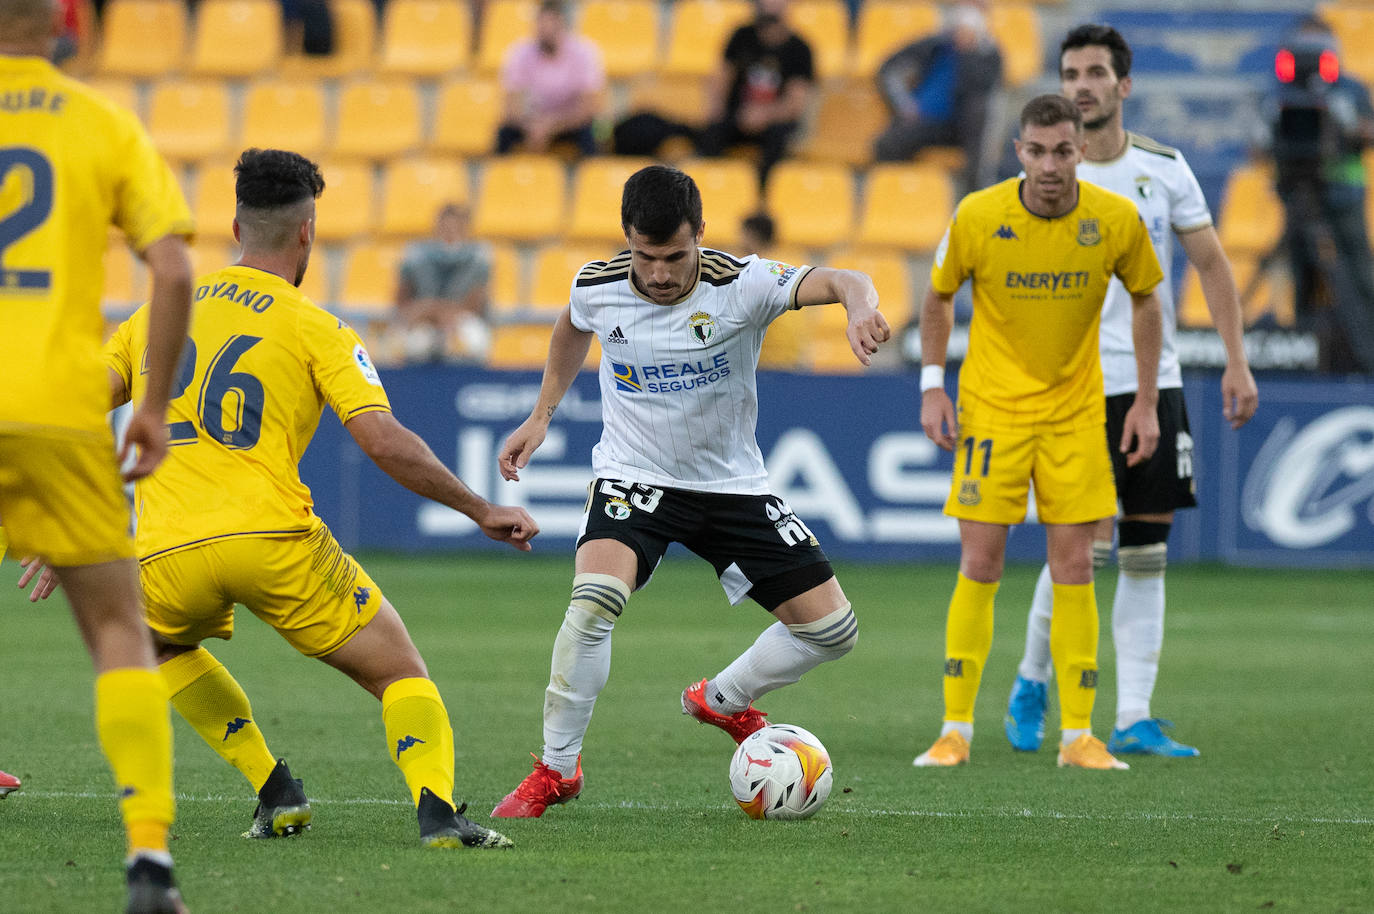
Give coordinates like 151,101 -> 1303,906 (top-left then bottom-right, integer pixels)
545,405 -> 556,420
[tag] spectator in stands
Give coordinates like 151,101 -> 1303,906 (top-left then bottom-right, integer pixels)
739,211 -> 776,256
394,203 -> 492,364
281,0 -> 335,56
52,0 -> 80,65
873,0 -> 1002,191
696,0 -> 815,187
496,0 -> 605,157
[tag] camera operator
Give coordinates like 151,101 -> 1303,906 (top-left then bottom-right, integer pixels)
1263,14 -> 1374,373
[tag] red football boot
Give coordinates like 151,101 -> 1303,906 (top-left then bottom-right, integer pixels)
681,679 -> 768,744
490,754 -> 583,818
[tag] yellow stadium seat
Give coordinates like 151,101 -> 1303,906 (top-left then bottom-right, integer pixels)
851,0 -> 939,79
147,80 -> 231,163
765,162 -> 854,249
581,0 -> 661,79
471,155 -> 567,241
800,79 -> 888,166
486,242 -> 524,318
188,0 -> 283,78
378,0 -> 471,77
339,243 -> 404,314
857,162 -> 953,251
987,3 -> 1041,88
190,159 -> 239,241
476,0 -> 537,74
805,303 -> 865,373
829,246 -> 913,327
678,158 -> 759,249
487,323 -> 554,368
85,77 -> 141,117
1321,4 -> 1374,86
102,243 -> 146,313
529,245 -> 618,314
758,308 -> 807,369
1179,255 -> 1294,329
1217,163 -> 1283,256
789,0 -> 849,82
567,157 -> 654,243
333,80 -> 424,160
314,160 -> 376,242
624,74 -> 710,128
282,0 -> 378,78
297,245 -> 330,306
430,78 -> 503,156
239,80 -> 329,158
663,0 -> 753,77
378,157 -> 470,238
189,241 -> 235,282
97,0 -> 187,78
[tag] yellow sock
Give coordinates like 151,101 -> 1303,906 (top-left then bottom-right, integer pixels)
942,573 -> 999,724
161,647 -> 277,793
1049,581 -> 1099,731
381,677 -> 454,806
94,668 -> 174,855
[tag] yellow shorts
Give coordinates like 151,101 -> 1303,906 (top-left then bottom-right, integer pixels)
943,418 -> 1117,526
139,525 -> 383,657
0,431 -> 134,566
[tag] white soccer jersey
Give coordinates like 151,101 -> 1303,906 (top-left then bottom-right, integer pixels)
1078,132 -> 1213,396
568,248 -> 812,494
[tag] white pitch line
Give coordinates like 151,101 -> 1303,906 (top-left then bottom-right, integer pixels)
17,791 -> 1373,826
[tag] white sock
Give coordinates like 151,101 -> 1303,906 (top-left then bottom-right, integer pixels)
1061,727 -> 1089,745
1017,563 -> 1055,683
541,606 -> 616,778
1113,572 -> 1165,732
711,606 -> 858,711
940,720 -> 973,741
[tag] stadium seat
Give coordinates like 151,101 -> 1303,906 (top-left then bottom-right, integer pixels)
96,0 -> 188,78
313,160 -> 376,242
1217,163 -> 1283,256
378,0 -> 471,77
189,159 -> 240,240
339,242 -> 404,314
829,247 -> 913,328
581,0 -> 661,79
85,77 -> 141,117
567,157 -> 654,243
188,0 -> 283,78
240,80 -> 329,158
987,3 -> 1042,88
296,244 -> 331,306
1179,255 -> 1294,329
857,163 -> 953,251
765,162 -> 855,249
788,0 -> 849,82
188,240 -> 235,282
486,242 -> 524,319
378,157 -> 470,238
800,79 -> 888,166
663,0 -> 753,77
678,158 -> 759,249
1321,4 -> 1374,86
476,0 -> 537,74
851,0 -> 940,79
805,302 -> 865,373
624,74 -> 711,129
430,78 -> 504,156
102,243 -> 145,314
530,245 -> 619,315
758,308 -> 808,370
333,80 -> 424,160
487,323 -> 555,369
147,80 -> 232,164
471,155 -> 567,241
282,0 -> 377,78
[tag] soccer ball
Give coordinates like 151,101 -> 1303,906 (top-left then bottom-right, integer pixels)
728,724 -> 833,820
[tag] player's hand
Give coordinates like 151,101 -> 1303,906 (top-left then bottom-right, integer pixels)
847,308 -> 892,367
920,389 -> 958,451
17,557 -> 58,602
1121,397 -> 1160,467
477,504 -> 540,551
498,419 -> 549,482
120,406 -> 170,481
1221,363 -> 1259,430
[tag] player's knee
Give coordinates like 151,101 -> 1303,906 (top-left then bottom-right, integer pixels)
1117,521 -> 1169,578
1092,540 -> 1114,569
786,603 -> 858,659
565,573 -> 630,641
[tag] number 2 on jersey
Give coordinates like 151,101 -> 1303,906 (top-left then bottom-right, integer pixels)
0,148 -> 55,293
164,334 -> 266,449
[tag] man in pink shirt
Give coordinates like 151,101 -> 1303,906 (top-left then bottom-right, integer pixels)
496,0 -> 605,156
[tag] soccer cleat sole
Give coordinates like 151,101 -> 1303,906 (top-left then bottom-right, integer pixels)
243,804 -> 312,839
0,786 -> 17,798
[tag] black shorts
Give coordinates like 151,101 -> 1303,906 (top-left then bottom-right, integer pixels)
577,478 -> 834,611
1105,387 -> 1198,516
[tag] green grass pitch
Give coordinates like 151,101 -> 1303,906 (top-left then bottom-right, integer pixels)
1,554 -> 1370,913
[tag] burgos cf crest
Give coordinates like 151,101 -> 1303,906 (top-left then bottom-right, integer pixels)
604,497 -> 632,520
958,480 -> 982,506
1077,218 -> 1101,246
689,311 -> 717,345
1134,175 -> 1153,200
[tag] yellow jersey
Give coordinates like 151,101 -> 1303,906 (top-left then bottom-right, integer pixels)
0,55 -> 193,436
931,177 -> 1162,428
104,265 -> 392,561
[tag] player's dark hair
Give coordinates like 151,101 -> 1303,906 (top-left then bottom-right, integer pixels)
621,165 -> 703,242
1060,24 -> 1132,80
1020,94 -> 1082,132
234,148 -> 325,210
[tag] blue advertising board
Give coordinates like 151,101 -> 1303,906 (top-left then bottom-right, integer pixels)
299,368 -> 1374,568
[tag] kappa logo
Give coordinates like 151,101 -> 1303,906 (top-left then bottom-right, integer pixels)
957,480 -> 981,505
993,224 -> 1018,240
604,497 -> 632,520
353,586 -> 371,612
224,717 -> 251,741
1077,218 -> 1101,246
395,735 -> 426,758
606,325 -> 628,344
688,311 -> 717,345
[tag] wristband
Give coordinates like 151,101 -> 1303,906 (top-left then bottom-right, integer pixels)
920,365 -> 945,392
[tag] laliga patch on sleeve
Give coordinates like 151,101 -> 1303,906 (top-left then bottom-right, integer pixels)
353,343 -> 382,386
933,227 -> 950,269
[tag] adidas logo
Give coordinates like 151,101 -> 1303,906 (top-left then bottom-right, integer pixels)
606,326 -> 628,344
993,225 -> 1018,240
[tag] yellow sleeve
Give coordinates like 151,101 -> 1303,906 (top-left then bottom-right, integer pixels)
109,108 -> 195,253
101,312 -> 139,398
1114,210 -> 1164,297
930,204 -> 973,296
303,312 -> 393,423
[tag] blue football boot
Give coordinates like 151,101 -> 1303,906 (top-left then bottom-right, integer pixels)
1107,719 -> 1200,757
1004,675 -> 1048,752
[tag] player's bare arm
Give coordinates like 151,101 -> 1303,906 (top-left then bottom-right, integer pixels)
1122,288 -> 1163,466
499,306 -> 594,481
1177,225 -> 1258,429
794,267 -> 891,366
918,287 -> 958,451
347,410 -> 539,550
121,234 -> 193,481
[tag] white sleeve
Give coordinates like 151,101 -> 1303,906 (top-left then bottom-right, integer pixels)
739,256 -> 814,327
1168,151 -> 1213,233
567,270 -> 594,332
